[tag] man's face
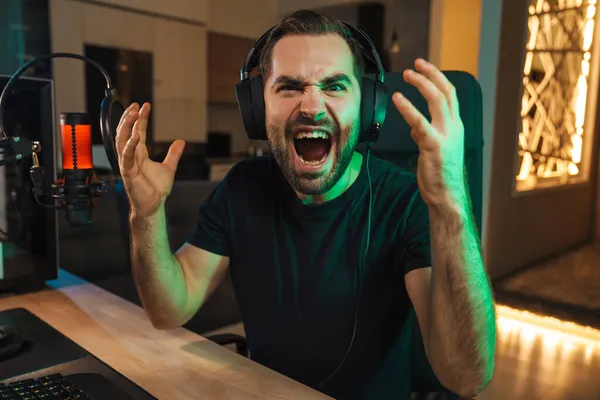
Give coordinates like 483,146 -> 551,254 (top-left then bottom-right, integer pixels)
263,33 -> 362,196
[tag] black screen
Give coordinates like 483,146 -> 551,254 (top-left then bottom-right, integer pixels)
0,75 -> 58,290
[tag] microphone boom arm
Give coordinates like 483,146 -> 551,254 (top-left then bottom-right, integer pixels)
0,135 -> 58,209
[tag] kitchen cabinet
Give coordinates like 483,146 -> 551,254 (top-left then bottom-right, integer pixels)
207,32 -> 257,105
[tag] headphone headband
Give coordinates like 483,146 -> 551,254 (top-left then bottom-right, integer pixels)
235,18 -> 388,143
239,22 -> 385,83
240,27 -> 273,80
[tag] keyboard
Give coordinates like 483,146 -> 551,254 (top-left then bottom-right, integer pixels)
1,373 -> 94,400
0,309 -> 154,400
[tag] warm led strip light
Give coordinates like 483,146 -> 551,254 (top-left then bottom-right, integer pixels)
496,304 -> 600,350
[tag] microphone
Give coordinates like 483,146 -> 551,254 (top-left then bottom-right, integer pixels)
0,52 -> 125,227
51,113 -> 105,226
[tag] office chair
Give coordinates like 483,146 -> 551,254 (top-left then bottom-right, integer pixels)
374,70 -> 484,400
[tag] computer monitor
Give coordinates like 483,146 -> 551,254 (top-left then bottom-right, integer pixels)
0,75 -> 59,293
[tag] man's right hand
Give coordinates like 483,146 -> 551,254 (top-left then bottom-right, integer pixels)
115,102 -> 185,218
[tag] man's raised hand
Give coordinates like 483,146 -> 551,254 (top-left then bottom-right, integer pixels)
392,59 -> 466,207
115,102 -> 186,217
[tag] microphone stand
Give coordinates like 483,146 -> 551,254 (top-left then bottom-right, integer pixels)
0,127 -> 107,214
0,136 -> 38,167
0,135 -> 63,210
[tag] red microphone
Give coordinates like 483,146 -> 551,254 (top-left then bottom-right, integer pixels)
51,112 -> 105,226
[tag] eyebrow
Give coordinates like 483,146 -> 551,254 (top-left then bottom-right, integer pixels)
272,73 -> 353,88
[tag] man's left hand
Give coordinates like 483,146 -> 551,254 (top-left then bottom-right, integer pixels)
392,58 -> 466,207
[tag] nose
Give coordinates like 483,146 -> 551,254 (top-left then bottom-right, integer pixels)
299,86 -> 326,121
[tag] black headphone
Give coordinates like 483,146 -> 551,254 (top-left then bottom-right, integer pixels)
235,22 -> 388,143
0,53 -> 125,175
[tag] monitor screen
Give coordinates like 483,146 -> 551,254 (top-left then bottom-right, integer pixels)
0,75 -> 58,291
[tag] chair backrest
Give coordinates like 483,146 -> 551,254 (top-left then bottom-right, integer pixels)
372,71 -> 484,235
372,71 -> 484,395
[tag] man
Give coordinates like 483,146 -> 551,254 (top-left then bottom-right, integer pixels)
115,9 -> 496,400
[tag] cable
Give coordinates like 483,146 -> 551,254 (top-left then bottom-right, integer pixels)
318,142 -> 373,388
33,194 -> 62,210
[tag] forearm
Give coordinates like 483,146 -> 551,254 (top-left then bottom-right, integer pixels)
426,190 -> 496,396
129,203 -> 191,329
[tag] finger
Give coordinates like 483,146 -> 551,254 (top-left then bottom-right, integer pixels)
116,103 -> 139,146
116,102 -> 139,133
163,139 -> 186,171
414,58 -> 459,116
393,92 -> 439,142
403,68 -> 450,123
116,110 -> 139,157
116,104 -> 139,156
132,102 -> 151,145
410,129 -> 420,145
121,131 -> 141,172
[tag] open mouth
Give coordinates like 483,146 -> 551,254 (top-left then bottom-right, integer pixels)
293,131 -> 332,166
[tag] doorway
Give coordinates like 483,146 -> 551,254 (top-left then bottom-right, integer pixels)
487,0 -> 600,329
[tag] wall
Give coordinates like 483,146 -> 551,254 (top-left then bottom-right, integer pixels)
365,0 -> 432,154
384,0 -> 431,73
206,0 -> 280,156
74,0 -> 208,23
429,0 -> 482,78
304,3 -> 359,24
596,147 -> 600,240
49,0 -> 208,169
484,0 -> 600,278
477,0 -> 503,262
207,103 -> 268,156
279,0 -> 368,16
208,0 -> 279,39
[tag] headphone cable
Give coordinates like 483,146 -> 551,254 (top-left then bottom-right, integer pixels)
318,142 -> 373,389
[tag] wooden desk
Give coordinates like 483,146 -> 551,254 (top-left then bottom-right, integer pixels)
0,270 -> 331,400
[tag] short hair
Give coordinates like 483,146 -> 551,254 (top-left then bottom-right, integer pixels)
258,9 -> 366,83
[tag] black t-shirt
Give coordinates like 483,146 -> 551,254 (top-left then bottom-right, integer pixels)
188,152 -> 431,399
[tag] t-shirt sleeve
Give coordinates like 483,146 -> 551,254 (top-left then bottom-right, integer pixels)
186,173 -> 234,256
398,189 -> 432,275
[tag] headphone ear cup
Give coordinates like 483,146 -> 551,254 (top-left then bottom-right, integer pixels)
235,75 -> 267,141
100,91 -> 125,175
359,76 -> 376,143
359,76 -> 388,143
372,80 -> 388,139
236,79 -> 258,140
250,75 -> 267,141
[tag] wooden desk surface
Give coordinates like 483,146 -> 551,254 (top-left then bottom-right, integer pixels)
0,270 -> 331,400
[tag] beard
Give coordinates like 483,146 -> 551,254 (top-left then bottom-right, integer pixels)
266,114 -> 359,196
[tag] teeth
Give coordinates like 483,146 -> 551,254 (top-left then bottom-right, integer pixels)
294,131 -> 329,139
298,152 -> 329,166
